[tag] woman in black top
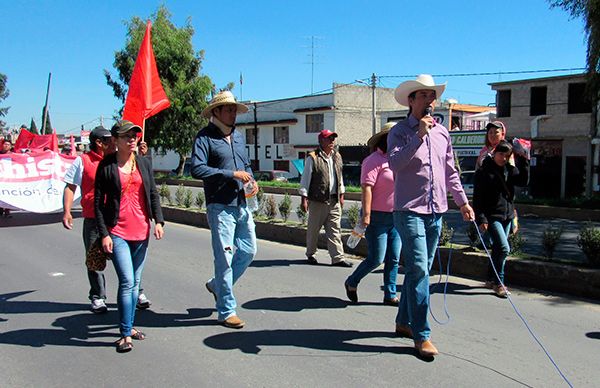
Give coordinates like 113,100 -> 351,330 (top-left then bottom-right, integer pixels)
95,120 -> 164,352
473,140 -> 529,298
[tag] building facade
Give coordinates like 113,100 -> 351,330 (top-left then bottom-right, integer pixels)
490,74 -> 594,198
234,84 -> 398,182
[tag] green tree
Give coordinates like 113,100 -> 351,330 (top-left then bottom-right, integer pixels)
104,5 -> 213,175
0,73 -> 9,131
41,106 -> 53,134
30,118 -> 38,134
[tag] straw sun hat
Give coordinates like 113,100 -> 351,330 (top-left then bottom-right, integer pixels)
394,74 -> 447,106
201,91 -> 248,118
367,121 -> 397,151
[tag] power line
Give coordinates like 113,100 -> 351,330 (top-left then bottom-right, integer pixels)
379,67 -> 586,79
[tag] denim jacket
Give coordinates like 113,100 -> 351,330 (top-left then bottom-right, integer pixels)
191,122 -> 253,206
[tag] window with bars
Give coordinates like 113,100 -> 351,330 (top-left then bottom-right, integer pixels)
246,128 -> 258,144
273,126 -> 289,144
273,160 -> 290,171
306,114 -> 324,133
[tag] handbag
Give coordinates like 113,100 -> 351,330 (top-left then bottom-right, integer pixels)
86,239 -> 111,271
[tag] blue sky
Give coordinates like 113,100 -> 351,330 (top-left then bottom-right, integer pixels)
0,0 -> 587,134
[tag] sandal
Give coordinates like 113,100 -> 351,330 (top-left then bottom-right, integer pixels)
115,337 -> 133,353
131,328 -> 146,340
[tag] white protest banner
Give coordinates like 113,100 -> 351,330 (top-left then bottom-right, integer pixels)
0,151 -> 79,213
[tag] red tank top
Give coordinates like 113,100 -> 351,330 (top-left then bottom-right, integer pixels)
80,150 -> 104,218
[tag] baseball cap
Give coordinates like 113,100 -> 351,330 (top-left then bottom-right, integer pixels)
318,129 -> 338,139
485,121 -> 504,130
111,120 -> 142,136
89,126 -> 112,142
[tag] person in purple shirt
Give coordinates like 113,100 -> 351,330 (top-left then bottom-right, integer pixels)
387,74 -> 475,358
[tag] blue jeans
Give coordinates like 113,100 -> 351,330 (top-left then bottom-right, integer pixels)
393,211 -> 442,342
110,235 -> 148,337
206,203 -> 256,321
346,211 -> 400,299
486,219 -> 512,285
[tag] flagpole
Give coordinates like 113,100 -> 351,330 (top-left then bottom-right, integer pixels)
142,117 -> 146,142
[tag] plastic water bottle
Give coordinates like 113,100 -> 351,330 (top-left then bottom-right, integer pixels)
243,180 -> 259,212
346,224 -> 366,249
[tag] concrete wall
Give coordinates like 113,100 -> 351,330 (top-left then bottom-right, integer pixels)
491,74 -> 592,142
333,84 -> 397,146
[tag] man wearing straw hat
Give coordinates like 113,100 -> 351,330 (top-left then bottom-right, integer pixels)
388,74 -> 474,357
191,91 -> 257,329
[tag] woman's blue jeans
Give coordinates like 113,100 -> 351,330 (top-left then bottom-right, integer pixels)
486,219 -> 512,285
345,211 -> 400,299
110,234 -> 148,337
393,211 -> 442,342
206,203 -> 256,321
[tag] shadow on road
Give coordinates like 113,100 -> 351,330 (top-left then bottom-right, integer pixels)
0,211 -> 81,228
429,282 -> 491,297
243,296 -> 348,311
0,290 -> 216,348
586,331 -> 600,340
0,290 -> 89,314
250,259 -> 308,268
203,328 -> 417,357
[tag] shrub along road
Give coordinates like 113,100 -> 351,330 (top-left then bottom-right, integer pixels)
163,184 -> 597,263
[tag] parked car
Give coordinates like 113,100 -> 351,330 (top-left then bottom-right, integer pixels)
253,170 -> 289,182
460,170 -> 475,197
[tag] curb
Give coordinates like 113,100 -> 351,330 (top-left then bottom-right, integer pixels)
162,206 -> 600,300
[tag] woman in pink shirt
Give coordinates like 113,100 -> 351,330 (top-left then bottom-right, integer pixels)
345,123 -> 400,305
95,120 -> 164,353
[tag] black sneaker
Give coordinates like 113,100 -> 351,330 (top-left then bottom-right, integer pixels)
307,256 -> 318,265
136,293 -> 151,309
91,299 -> 108,314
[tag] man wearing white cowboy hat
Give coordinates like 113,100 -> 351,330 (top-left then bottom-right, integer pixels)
388,74 -> 474,357
191,90 -> 256,329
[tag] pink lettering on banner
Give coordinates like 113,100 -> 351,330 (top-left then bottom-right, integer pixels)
0,150 -> 75,183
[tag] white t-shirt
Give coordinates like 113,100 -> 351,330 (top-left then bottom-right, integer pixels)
63,156 -> 83,186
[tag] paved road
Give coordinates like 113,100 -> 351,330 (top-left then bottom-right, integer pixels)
1,212 -> 598,387
164,185 -> 594,262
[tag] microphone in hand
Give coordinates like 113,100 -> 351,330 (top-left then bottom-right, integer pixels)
418,106 -> 434,138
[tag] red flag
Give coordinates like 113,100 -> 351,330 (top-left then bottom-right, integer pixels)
14,128 -> 58,152
122,21 -> 170,128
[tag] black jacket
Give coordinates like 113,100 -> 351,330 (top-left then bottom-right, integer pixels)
473,155 -> 529,225
94,153 -> 164,238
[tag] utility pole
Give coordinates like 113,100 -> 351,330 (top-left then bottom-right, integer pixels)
311,36 -> 315,94
253,102 -> 259,170
370,73 -> 377,136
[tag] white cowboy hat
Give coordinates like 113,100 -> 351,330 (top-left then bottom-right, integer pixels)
367,122 -> 397,151
201,91 -> 248,118
394,74 -> 447,106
